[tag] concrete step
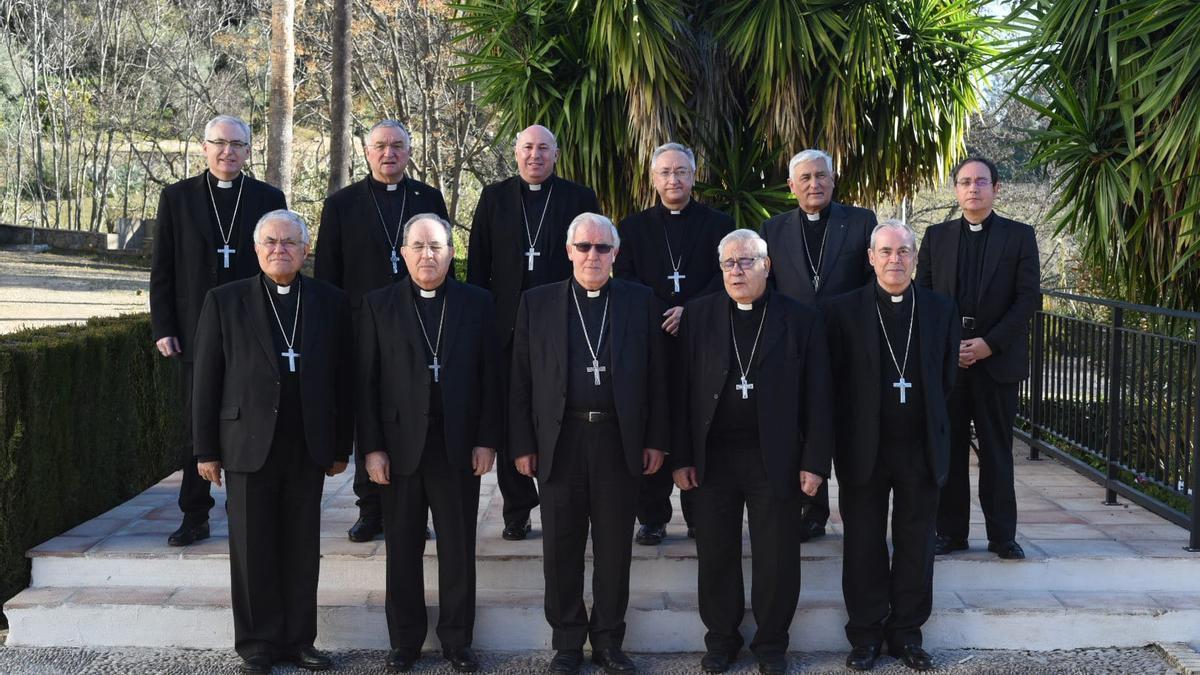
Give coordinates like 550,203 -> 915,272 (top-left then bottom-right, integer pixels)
7,585 -> 1200,652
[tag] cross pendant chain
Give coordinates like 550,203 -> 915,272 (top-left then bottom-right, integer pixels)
218,244 -> 235,269
413,293 -> 448,385
893,376 -> 912,404
571,287 -> 609,387
262,277 -> 302,376
736,375 -> 754,399
667,270 -> 686,294
875,289 -> 916,404
729,303 -> 769,402
281,347 -> 299,372
522,182 -> 555,272
812,274 -> 820,291
368,178 -> 408,273
390,248 -> 400,275
587,358 -> 607,386
525,245 -> 541,271
206,171 -> 244,269
429,356 -> 441,383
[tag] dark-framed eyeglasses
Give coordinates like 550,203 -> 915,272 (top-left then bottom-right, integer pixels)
571,242 -> 615,254
206,139 -> 249,150
720,256 -> 764,271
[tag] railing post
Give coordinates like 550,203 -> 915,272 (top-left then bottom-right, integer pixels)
1104,307 -> 1124,506
1188,326 -> 1200,552
1029,296 -> 1045,460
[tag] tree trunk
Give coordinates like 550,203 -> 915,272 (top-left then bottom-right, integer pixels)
326,0 -> 353,195
266,0 -> 295,199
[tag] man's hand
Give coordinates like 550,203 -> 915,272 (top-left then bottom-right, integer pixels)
156,336 -> 182,357
198,460 -> 223,487
661,306 -> 684,336
366,451 -> 390,485
958,337 -> 993,368
642,448 -> 665,475
673,466 -> 699,490
472,447 -> 497,476
515,454 -> 538,477
800,470 -> 823,497
326,461 -> 348,477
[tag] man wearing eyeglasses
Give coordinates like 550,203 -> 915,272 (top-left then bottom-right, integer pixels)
356,213 -> 502,673
614,142 -> 734,546
916,156 -> 1040,561
151,114 -> 287,548
670,229 -> 833,675
509,213 -> 669,675
467,125 -> 600,543
760,148 -> 877,544
315,119 -> 449,545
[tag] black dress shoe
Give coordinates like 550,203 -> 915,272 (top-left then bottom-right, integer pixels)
549,648 -> 584,673
892,644 -> 933,671
846,644 -> 880,671
348,515 -> 382,543
700,648 -> 738,673
592,646 -> 636,673
167,521 -> 209,547
386,648 -> 419,672
987,540 -> 1026,559
796,519 -> 825,543
443,647 -> 479,672
502,518 -> 532,541
687,526 -> 696,539
756,652 -> 788,674
635,523 -> 666,546
281,646 -> 331,671
239,653 -> 273,674
934,534 -> 969,555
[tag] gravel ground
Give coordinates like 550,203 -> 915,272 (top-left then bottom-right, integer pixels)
0,248 -> 149,334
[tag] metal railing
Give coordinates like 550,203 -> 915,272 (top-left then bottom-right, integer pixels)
1015,290 -> 1200,550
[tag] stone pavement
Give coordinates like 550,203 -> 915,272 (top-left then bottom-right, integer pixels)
0,248 -> 148,334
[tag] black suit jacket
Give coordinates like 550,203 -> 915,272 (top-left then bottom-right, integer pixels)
150,172 -> 287,361
671,289 -> 834,498
466,175 -> 600,345
355,278 -> 504,475
916,213 -> 1040,383
821,283 -> 959,487
314,175 -> 449,307
760,202 -> 876,303
614,201 -> 734,304
192,274 -> 354,472
509,278 -> 670,480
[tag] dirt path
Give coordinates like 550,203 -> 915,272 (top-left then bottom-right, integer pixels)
0,249 -> 149,335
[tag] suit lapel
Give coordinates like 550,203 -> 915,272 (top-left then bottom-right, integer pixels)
191,173 -> 217,255
607,280 -> 629,374
243,276 -> 280,377
938,222 -> 961,298
297,275 -> 318,376
782,210 -> 816,296
755,291 -> 785,369
858,284 -> 882,399
978,215 -> 1010,297
700,294 -> 730,417
915,286 -> 940,389
440,279 -> 465,369
548,281 -> 570,388
393,283 -> 431,386
819,202 -> 851,287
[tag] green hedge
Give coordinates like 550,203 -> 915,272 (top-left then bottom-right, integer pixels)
0,314 -> 181,623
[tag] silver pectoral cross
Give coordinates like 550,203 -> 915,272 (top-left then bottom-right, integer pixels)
390,249 -> 400,275
587,358 -> 606,386
525,245 -> 541,271
893,376 -> 912,404
282,347 -> 299,373
218,244 -> 235,269
812,274 -> 820,291
667,270 -> 686,294
429,356 -> 441,383
736,375 -> 754,399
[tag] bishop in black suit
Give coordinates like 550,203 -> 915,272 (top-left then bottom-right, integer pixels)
467,124 -> 600,543
671,229 -> 833,675
314,119 -> 448,544
150,114 -> 287,547
823,221 -> 959,672
614,142 -> 734,545
192,210 -> 351,674
916,157 -> 1040,561
510,213 -> 669,675
356,214 -> 502,674
759,148 -> 876,541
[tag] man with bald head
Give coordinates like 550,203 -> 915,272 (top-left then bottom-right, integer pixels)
467,124 -> 600,541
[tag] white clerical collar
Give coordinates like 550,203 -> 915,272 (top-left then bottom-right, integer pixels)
386,182 -> 398,191
670,209 -> 681,215
419,288 -> 437,299
528,181 -> 542,191
891,293 -> 903,303
217,179 -> 234,189
804,211 -> 821,221
736,302 -> 754,311
275,284 -> 291,295
586,289 -> 601,298
968,222 -> 983,232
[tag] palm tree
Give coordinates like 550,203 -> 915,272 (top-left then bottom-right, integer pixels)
453,0 -> 994,227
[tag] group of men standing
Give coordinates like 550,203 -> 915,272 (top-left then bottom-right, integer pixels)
150,113 -> 1039,675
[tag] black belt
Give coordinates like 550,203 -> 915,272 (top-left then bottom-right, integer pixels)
564,409 -> 615,423
961,316 -> 976,332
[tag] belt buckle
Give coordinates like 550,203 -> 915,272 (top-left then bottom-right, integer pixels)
962,316 -> 976,331
587,411 -> 604,423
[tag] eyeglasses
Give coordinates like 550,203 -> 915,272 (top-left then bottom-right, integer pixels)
720,257 -> 764,271
258,238 -> 301,249
369,142 -> 408,153
571,242 -> 615,254
206,139 -> 249,150
874,247 -> 914,260
955,177 -> 992,188
405,243 -> 446,256
654,168 -> 694,180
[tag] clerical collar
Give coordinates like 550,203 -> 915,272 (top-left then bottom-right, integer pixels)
410,278 -> 444,299
802,204 -> 831,222
660,200 -> 691,217
571,278 -> 606,299
262,273 -> 298,295
368,174 -> 405,192
875,282 -> 911,305
962,211 -> 994,233
208,171 -> 241,190
731,294 -> 766,312
522,175 -> 553,193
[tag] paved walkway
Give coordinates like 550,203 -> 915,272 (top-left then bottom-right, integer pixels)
0,248 -> 148,334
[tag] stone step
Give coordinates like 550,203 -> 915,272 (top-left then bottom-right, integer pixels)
7,585 -> 1200,652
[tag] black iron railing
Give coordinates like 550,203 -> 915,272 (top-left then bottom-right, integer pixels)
1015,290 -> 1200,550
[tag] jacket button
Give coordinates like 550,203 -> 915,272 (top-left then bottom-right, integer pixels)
272,407 -> 278,413
712,393 -> 719,399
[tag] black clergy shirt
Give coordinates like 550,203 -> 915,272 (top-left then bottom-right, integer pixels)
565,279 -> 615,412
875,283 -> 925,448
207,171 -> 244,286
368,175 -> 415,282
955,211 -> 994,325
800,204 -> 832,283
709,296 -> 765,446
615,200 -> 733,306
411,279 -> 446,422
520,179 -> 555,288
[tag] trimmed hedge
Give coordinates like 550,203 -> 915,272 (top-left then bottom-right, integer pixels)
0,314 -> 181,623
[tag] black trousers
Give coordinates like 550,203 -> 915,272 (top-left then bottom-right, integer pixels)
802,480 -> 830,528
225,440 -> 325,659
380,426 -> 481,652
499,343 -> 540,527
691,441 -> 803,657
353,452 -> 381,519
937,367 -> 1019,543
539,418 -> 638,650
840,443 -> 938,650
178,360 -> 215,526
636,466 -> 694,527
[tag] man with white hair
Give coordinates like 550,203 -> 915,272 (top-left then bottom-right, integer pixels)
315,119 -> 449,544
151,114 -> 287,548
615,141 -> 734,545
760,147 -> 877,543
509,212 -> 669,674
193,209 -> 352,673
467,124 -> 600,542
671,228 -> 833,675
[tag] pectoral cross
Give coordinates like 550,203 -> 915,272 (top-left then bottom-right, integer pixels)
525,245 -> 541,271
667,270 -> 686,294
282,347 -> 299,373
429,356 -> 441,383
812,274 -> 820,292
390,249 -> 400,275
218,244 -> 235,269
893,376 -> 912,404
736,375 -> 754,399
587,358 -> 606,386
